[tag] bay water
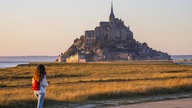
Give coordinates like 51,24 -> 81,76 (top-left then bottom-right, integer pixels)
0,55 -> 192,68
0,56 -> 57,68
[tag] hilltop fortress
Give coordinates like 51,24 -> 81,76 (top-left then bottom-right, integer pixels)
57,3 -> 170,62
84,3 -> 133,50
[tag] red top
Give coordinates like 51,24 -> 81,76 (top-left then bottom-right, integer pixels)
32,79 -> 40,90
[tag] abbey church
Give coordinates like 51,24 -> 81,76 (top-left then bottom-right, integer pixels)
57,3 -> 170,62
85,3 -> 133,50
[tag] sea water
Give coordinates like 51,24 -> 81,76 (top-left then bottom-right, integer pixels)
171,55 -> 192,65
171,55 -> 192,60
0,56 -> 57,68
0,55 -> 191,68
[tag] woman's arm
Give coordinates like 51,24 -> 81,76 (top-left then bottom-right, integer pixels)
41,76 -> 49,87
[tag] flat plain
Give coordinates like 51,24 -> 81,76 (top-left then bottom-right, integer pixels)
0,61 -> 192,108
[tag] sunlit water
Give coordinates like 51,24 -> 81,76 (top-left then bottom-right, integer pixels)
0,56 -> 57,68
0,55 -> 191,68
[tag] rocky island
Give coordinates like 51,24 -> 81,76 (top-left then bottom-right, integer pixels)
57,3 -> 170,62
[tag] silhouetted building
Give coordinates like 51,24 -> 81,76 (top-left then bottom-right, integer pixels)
85,2 -> 133,50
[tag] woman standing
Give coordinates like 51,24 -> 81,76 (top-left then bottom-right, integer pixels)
32,64 -> 49,108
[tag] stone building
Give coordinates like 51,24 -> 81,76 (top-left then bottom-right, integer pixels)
84,2 -> 133,50
66,53 -> 86,63
84,30 -> 95,50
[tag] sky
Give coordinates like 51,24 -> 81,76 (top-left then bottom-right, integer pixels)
0,0 -> 192,56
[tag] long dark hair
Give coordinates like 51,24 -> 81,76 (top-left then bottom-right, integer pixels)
33,64 -> 46,82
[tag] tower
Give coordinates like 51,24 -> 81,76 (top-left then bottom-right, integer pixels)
109,1 -> 115,23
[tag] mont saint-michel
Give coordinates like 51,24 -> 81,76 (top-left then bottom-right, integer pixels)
57,3 -> 170,62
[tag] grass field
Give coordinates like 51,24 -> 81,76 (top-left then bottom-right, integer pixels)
0,61 -> 192,108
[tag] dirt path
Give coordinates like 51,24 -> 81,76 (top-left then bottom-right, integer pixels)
109,98 -> 192,108
46,93 -> 192,108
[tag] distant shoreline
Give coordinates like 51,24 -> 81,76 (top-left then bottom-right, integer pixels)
0,56 -> 57,68
0,55 -> 192,68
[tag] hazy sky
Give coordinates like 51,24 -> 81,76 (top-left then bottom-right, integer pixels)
0,0 -> 192,56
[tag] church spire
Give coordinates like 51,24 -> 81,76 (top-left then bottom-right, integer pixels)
109,1 -> 115,22
111,1 -> 113,13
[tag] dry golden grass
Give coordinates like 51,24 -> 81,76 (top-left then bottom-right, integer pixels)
0,61 -> 192,108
